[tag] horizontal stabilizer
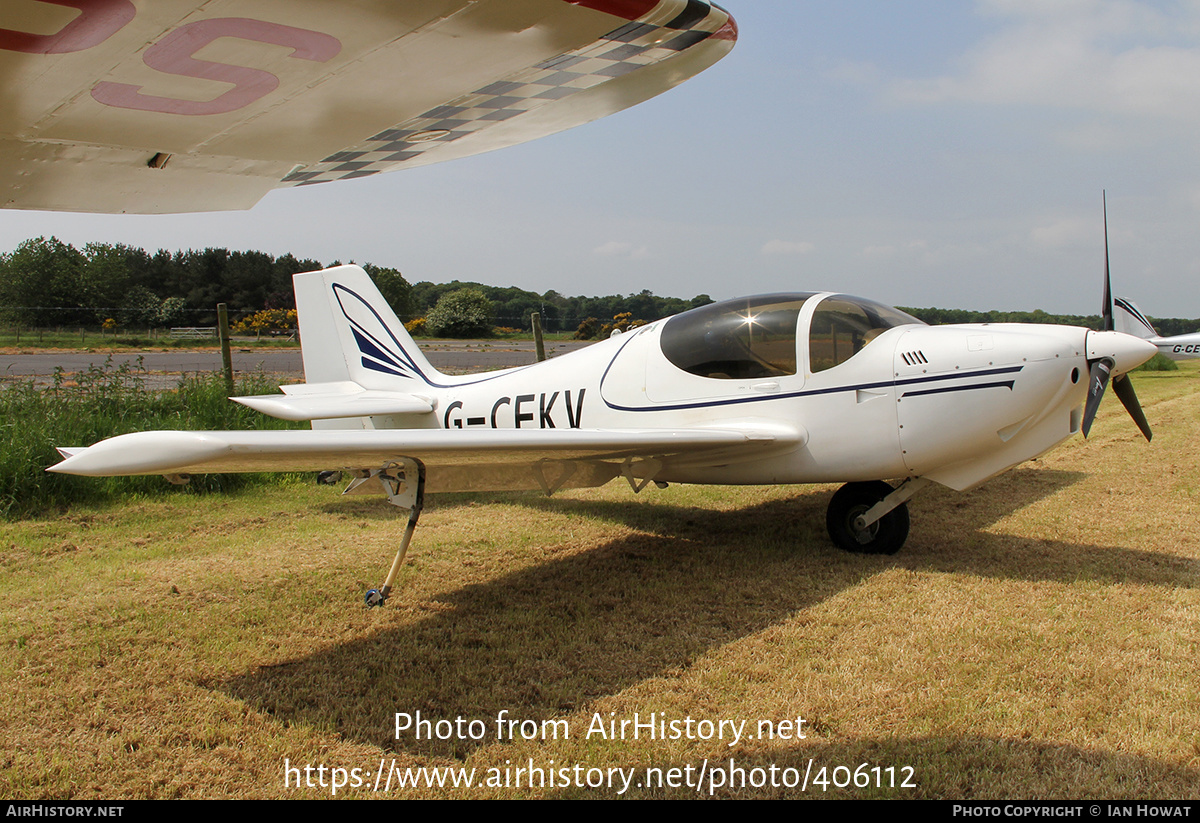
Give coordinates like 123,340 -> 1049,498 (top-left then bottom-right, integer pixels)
233,382 -> 434,420
47,428 -> 794,479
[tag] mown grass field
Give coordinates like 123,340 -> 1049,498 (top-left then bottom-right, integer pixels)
2,365 -> 1198,799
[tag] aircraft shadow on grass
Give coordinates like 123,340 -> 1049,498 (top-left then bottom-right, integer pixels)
219,466 -> 1196,762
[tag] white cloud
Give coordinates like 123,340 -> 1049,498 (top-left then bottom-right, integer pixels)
761,239 -> 815,255
861,239 -> 928,258
1031,216 -> 1093,248
861,244 -> 898,258
823,60 -> 882,87
592,240 -> 649,259
888,0 -> 1200,122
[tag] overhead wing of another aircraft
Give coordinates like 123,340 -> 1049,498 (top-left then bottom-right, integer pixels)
0,0 -> 735,213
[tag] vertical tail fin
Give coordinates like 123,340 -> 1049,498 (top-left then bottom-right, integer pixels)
294,265 -> 444,390
1112,297 -> 1157,340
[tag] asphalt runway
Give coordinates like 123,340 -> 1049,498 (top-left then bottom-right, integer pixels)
1,339 -> 595,385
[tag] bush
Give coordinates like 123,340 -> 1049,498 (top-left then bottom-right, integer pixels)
599,312 -> 645,338
232,308 -> 297,335
574,317 -> 600,340
1135,352 -> 1179,372
158,296 -> 188,327
425,288 -> 494,338
117,285 -> 162,328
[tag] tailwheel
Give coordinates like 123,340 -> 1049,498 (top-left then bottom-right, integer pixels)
826,480 -> 910,555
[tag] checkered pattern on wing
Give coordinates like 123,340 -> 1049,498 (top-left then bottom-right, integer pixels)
281,4 -> 729,186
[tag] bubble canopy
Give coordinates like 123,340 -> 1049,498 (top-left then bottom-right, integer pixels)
659,293 -> 925,380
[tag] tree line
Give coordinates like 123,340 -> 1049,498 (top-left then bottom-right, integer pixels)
0,238 -> 326,328
1,236 -> 1197,337
897,306 -> 1200,338
0,237 -> 712,334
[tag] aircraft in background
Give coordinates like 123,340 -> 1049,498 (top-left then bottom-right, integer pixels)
0,0 -> 735,213
1115,298 -> 1200,361
50,260 -> 1159,605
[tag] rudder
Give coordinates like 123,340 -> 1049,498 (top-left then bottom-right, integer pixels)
294,264 -> 443,390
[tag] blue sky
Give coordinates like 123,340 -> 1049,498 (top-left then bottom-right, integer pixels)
5,1 -> 1200,316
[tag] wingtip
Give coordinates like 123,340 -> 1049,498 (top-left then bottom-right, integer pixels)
47,447 -> 86,473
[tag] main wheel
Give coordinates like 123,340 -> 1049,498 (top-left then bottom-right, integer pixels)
825,481 -> 909,555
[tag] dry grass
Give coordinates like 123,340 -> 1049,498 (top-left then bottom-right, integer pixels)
2,365 -> 1199,798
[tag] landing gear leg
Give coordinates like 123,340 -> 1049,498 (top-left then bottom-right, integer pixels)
825,478 -> 929,555
356,459 -> 426,607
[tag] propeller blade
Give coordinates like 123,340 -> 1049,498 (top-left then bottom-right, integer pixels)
1102,191 -> 1114,331
1081,357 -> 1113,438
1112,373 -> 1152,442
1084,195 -> 1153,442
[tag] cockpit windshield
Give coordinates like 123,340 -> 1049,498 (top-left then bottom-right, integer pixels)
659,293 -> 924,380
660,294 -> 815,379
809,297 -> 924,373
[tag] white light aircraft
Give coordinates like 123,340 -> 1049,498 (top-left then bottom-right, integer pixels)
50,248 -> 1161,606
8,2 -> 1182,606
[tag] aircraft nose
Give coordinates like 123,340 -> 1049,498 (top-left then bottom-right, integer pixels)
1086,330 -> 1158,375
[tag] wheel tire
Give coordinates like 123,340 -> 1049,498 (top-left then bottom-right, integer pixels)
825,481 -> 909,555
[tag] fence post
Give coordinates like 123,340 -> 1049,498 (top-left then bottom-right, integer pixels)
217,303 -> 234,394
531,311 -> 546,362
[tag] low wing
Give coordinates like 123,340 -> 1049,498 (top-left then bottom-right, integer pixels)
47,426 -> 792,493
2,0 -> 735,214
